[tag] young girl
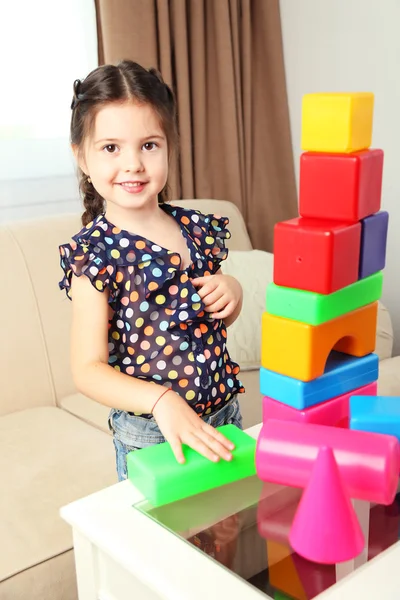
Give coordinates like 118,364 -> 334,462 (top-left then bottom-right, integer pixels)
59,60 -> 245,481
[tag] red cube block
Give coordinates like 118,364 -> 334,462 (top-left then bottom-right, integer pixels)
299,149 -> 384,222
273,218 -> 361,294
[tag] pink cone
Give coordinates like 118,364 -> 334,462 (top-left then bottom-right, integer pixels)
289,446 -> 365,564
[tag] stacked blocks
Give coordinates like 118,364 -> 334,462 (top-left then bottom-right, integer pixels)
262,92 -> 386,428
257,92 -> 398,564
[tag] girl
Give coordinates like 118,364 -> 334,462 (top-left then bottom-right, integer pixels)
59,60 -> 245,481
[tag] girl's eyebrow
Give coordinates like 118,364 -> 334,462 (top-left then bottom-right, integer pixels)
95,134 -> 165,145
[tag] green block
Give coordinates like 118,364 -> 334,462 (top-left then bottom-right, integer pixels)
274,592 -> 294,600
127,424 -> 256,507
266,271 -> 383,325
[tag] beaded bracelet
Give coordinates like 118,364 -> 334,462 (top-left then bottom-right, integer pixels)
151,387 -> 171,414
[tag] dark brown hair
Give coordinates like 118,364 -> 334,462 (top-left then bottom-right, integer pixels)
70,60 -> 178,226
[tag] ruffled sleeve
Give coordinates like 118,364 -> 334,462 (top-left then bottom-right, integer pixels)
59,229 -> 118,303
194,212 -> 231,273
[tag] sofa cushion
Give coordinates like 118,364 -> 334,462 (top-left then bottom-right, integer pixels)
0,407 -> 117,582
61,393 -> 111,434
0,550 -> 77,600
0,226 -> 56,415
375,301 -> 394,360
377,356 -> 400,396
222,250 -> 274,370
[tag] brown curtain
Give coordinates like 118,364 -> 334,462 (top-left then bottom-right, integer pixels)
95,0 -> 297,251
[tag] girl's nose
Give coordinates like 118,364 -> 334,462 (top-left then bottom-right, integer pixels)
124,151 -> 144,172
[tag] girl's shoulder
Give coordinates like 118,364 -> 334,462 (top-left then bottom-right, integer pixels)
164,202 -> 231,242
60,213 -> 157,268
58,214 -> 151,301
164,203 -> 231,265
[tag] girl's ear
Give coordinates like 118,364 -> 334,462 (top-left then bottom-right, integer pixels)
71,143 -> 88,175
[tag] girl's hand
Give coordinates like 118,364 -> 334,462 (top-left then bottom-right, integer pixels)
191,273 -> 242,320
152,390 -> 235,464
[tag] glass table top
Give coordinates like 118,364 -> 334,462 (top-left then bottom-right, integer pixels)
134,475 -> 400,599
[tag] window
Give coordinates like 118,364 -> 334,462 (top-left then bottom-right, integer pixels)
0,0 -> 98,181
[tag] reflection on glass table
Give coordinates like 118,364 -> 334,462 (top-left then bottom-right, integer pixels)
134,476 -> 400,599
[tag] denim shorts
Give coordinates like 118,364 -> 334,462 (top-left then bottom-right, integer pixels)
108,397 -> 243,482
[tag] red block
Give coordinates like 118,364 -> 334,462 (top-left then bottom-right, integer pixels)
299,149 -> 384,222
273,217 -> 361,294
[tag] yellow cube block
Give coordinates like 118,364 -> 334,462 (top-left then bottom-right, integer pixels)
301,92 -> 374,153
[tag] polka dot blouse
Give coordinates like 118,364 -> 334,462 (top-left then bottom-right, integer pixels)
59,203 -> 244,418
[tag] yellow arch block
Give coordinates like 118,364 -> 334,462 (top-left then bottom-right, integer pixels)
301,92 -> 374,153
261,302 -> 378,382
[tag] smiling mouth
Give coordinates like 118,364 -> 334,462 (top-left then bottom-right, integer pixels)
117,181 -> 147,188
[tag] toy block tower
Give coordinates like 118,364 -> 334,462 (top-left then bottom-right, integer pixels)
260,92 -> 389,427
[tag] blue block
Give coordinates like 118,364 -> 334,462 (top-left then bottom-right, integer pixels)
260,352 -> 379,410
350,395 -> 400,440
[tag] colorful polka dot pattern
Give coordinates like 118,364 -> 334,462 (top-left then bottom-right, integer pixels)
59,203 -> 244,417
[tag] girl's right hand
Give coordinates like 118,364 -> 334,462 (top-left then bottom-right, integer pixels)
152,390 -> 235,464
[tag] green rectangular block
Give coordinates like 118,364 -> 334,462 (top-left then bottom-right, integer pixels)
127,424 -> 256,507
266,271 -> 383,325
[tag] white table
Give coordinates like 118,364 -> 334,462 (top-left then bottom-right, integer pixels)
60,424 -> 400,600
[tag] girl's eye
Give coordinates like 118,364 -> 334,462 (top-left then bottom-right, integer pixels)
103,144 -> 118,153
142,142 -> 158,151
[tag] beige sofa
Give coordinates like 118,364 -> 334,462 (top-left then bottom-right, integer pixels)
1,199 -> 398,600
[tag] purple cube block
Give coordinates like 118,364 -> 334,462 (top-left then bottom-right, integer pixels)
359,210 -> 389,279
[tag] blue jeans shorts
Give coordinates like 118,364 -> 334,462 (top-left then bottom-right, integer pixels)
108,397 -> 243,482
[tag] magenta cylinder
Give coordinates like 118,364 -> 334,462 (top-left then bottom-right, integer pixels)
256,419 -> 400,505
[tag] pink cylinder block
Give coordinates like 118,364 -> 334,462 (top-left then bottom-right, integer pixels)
263,381 -> 377,428
256,419 -> 400,505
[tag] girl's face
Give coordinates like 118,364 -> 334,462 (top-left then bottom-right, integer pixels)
78,100 -> 169,218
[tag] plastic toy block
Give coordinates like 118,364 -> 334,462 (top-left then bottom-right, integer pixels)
266,271 -> 382,326
299,149 -> 384,222
350,395 -> 400,440
267,540 -> 307,600
289,447 -> 365,564
301,92 -> 374,153
263,382 -> 377,428
256,419 -> 400,504
260,351 -> 378,409
126,424 -> 256,507
359,210 -> 389,279
274,592 -> 294,600
273,217 -> 361,294
261,302 -> 377,381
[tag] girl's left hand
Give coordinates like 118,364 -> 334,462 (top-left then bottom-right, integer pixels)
191,273 -> 242,319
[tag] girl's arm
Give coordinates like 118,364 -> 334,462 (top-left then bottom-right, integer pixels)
70,274 -> 160,415
69,274 -> 234,463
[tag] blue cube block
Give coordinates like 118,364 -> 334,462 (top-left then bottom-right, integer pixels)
350,395 -> 400,440
260,351 -> 379,410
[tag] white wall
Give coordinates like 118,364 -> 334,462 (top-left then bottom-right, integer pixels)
280,0 -> 400,353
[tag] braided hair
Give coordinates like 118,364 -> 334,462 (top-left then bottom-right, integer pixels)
70,61 -> 178,226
